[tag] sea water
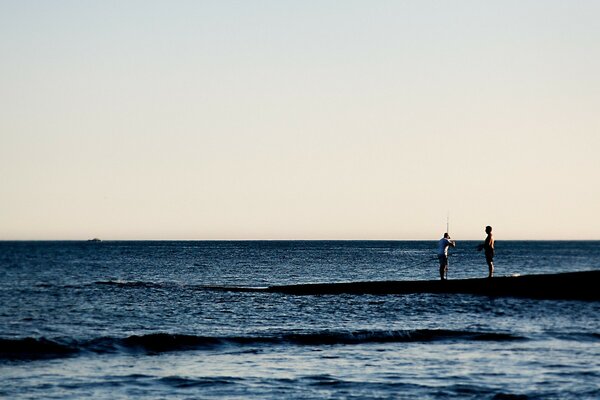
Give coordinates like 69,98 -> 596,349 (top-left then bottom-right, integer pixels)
1,241 -> 599,399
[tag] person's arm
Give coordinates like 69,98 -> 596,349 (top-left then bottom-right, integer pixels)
484,234 -> 493,250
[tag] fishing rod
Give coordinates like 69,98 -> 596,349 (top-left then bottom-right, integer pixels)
412,251 -> 465,268
408,211 -> 464,278
445,211 -> 450,280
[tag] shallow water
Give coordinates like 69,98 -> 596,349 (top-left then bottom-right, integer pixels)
1,241 -> 599,399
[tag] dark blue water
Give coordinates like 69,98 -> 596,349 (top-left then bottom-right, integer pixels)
1,241 -> 599,399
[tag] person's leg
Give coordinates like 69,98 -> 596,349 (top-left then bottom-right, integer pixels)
439,256 -> 448,280
487,260 -> 494,278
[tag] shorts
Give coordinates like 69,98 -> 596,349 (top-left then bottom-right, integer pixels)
485,250 -> 494,263
438,254 -> 448,265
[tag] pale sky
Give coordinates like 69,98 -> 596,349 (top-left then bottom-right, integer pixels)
1,1 -> 599,240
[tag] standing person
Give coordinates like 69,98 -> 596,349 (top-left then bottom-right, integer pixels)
437,233 -> 456,280
478,226 -> 495,278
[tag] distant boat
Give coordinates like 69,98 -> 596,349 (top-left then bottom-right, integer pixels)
87,238 -> 102,242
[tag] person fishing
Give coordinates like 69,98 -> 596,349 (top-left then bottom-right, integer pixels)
437,233 -> 456,280
477,225 -> 495,278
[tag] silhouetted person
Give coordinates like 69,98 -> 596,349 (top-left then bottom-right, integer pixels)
477,226 -> 494,277
437,233 -> 455,280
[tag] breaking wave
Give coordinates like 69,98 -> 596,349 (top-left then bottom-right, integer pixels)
0,329 -> 525,361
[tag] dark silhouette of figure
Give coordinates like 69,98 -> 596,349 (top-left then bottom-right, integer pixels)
477,226 -> 494,277
437,233 -> 456,280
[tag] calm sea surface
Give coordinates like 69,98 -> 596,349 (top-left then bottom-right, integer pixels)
1,241 -> 599,399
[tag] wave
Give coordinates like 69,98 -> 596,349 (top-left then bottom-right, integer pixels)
93,280 -> 267,292
29,280 -> 181,291
9,328 -> 597,362
94,280 -> 176,289
549,332 -> 600,342
0,329 -> 525,361
0,337 -> 78,360
158,376 -> 241,388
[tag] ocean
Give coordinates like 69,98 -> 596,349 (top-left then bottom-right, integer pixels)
1,240 -> 599,399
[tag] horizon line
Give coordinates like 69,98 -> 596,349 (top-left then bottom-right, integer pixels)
1,238 -> 599,242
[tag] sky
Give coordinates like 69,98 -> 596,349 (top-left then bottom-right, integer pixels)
1,1 -> 599,240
